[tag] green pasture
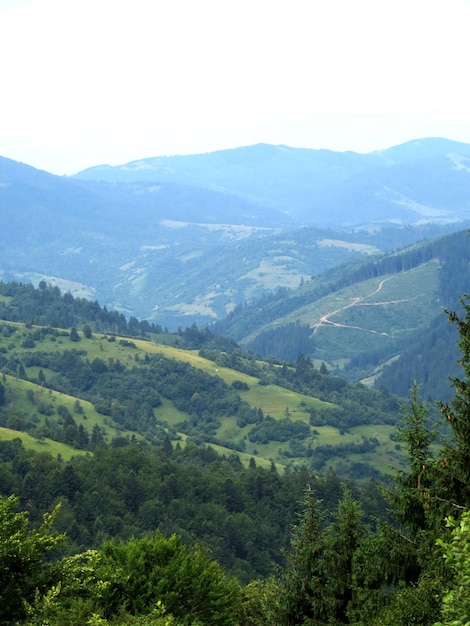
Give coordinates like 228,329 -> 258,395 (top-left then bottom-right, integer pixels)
154,397 -> 188,428
242,382 -> 333,420
133,339 -> 333,419
0,322 -> 405,476
1,325 -> 333,426
0,426 -> 88,461
2,374 -> 142,444
0,325 -> 139,367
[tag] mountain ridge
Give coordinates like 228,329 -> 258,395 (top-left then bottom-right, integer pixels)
1,137 -> 469,331
73,137 -> 470,225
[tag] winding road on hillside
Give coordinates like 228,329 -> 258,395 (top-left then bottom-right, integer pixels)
311,276 -> 417,337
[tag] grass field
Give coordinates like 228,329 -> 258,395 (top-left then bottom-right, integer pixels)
0,426 -> 88,461
0,323 -> 404,475
243,261 -> 440,366
132,340 -> 334,418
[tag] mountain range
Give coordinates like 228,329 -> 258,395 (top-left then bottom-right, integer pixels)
1,137 -> 469,392
75,137 -> 470,225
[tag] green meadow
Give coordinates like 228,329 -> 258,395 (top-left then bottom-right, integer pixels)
0,323 -> 404,474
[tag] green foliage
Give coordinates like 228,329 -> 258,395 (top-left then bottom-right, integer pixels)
248,416 -> 310,444
374,577 -> 441,626
246,322 -> 315,362
0,289 -> 403,474
439,295 -> 470,510
0,494 -> 65,623
435,512 -> 470,626
277,486 -> 368,625
238,577 -> 283,626
92,532 -> 240,625
387,383 -> 438,539
0,280 -> 162,336
0,438 -> 321,581
7,283 -> 470,626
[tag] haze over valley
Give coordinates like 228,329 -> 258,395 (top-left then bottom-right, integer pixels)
2,137 -> 469,330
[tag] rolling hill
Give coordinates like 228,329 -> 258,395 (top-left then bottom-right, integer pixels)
0,285 -> 409,478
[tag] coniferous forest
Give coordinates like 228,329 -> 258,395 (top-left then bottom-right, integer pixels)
2,281 -> 470,624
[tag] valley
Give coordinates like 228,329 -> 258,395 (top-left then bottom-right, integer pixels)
1,139 -> 470,624
1,139 -> 470,331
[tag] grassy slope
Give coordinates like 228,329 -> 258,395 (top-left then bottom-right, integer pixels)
0,325 -> 402,473
0,425 -> 88,461
242,261 -> 440,367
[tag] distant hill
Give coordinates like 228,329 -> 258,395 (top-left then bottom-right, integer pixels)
1,139 -> 470,330
213,229 -> 470,400
75,138 -> 470,225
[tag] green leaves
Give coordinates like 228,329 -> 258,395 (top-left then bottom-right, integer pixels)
277,486 -> 369,625
0,494 -> 65,623
92,532 -> 241,625
434,512 -> 470,626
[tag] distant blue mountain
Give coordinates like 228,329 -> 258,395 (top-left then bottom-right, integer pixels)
74,138 -> 470,225
1,138 -> 470,330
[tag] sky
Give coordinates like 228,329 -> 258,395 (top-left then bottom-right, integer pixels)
1,0 -> 470,175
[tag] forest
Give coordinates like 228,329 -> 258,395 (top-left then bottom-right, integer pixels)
1,281 -> 470,624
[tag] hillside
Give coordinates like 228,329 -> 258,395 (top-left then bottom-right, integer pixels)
214,229 -> 470,398
0,282 -> 410,479
2,283 -> 470,626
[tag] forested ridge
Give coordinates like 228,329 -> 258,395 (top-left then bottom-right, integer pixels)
213,231 -> 452,341
0,280 -> 163,337
2,281 -> 470,623
214,229 -> 470,401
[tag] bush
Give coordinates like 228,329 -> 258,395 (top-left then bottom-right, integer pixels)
93,533 -> 241,625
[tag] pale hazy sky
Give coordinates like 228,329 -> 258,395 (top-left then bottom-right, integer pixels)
1,0 -> 469,175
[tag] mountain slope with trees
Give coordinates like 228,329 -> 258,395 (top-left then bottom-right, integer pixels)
215,229 -> 470,399
0,280 -> 406,479
2,294 -> 470,624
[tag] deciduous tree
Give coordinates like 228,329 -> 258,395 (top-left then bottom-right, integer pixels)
0,495 -> 64,623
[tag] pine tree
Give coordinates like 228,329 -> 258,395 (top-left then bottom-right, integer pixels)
387,382 -> 438,540
325,486 -> 363,623
278,487 -> 328,625
439,295 -> 470,511
278,487 -> 366,625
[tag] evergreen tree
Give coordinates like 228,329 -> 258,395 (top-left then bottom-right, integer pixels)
439,295 -> 470,511
279,487 -> 328,625
278,486 -> 366,625
387,383 -> 438,541
69,326 -> 80,342
325,487 -> 363,623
